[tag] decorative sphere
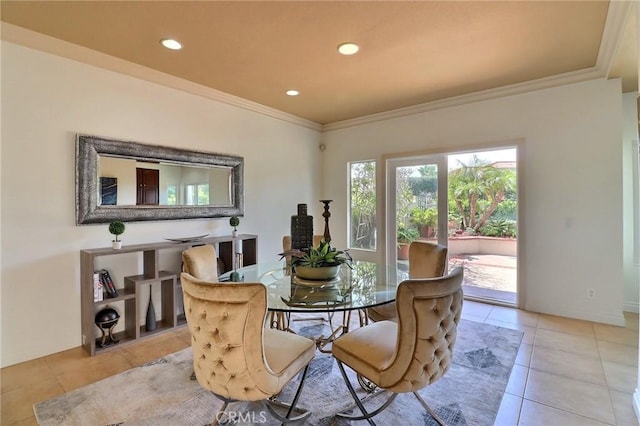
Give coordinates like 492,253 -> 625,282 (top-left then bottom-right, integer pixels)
95,307 -> 120,329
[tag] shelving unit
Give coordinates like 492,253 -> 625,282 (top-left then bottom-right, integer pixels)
81,234 -> 258,355
124,271 -> 177,339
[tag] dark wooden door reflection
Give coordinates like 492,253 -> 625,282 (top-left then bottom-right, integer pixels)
136,168 -> 159,205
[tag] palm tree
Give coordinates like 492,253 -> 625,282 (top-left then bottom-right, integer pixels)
449,156 -> 515,232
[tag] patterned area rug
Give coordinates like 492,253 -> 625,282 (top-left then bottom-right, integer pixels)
34,319 -> 522,425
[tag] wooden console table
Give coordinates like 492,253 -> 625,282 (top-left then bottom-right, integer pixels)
80,234 -> 257,355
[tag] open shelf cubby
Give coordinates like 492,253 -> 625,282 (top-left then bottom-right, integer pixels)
81,234 -> 258,355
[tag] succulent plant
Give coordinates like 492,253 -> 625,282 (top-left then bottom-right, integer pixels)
280,239 -> 352,268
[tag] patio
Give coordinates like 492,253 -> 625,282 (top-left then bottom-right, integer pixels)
450,253 -> 517,304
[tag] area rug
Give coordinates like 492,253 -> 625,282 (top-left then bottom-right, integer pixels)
34,319 -> 522,425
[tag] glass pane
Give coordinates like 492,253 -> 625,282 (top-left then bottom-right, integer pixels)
349,161 -> 376,250
185,184 -> 196,205
197,184 -> 210,205
166,185 -> 177,205
396,164 -> 438,264
447,148 -> 518,305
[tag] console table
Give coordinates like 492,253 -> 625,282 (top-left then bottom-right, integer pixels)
80,234 -> 257,355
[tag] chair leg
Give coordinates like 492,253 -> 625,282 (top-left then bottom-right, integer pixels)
413,391 -> 446,426
357,374 -> 378,394
209,399 -> 230,426
335,360 -> 398,425
263,364 -> 311,423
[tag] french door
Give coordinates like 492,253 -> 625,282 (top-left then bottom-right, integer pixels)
386,155 -> 448,280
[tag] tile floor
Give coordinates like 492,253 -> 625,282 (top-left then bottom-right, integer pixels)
1,301 -> 638,425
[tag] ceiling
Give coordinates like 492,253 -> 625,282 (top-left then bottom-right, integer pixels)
0,1 -> 636,126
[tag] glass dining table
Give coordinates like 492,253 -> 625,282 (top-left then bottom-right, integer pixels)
219,260 -> 402,353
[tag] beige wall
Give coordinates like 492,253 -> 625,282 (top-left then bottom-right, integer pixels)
322,78 -> 628,327
0,41 -> 322,367
623,92 -> 640,313
0,37 -> 635,369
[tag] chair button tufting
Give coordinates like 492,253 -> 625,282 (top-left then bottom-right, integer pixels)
222,312 -> 229,319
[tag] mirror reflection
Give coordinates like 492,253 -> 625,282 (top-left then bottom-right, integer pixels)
97,156 -> 233,207
76,134 -> 244,224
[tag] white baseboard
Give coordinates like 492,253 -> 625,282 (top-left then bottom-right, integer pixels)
563,307 -> 626,327
625,300 -> 640,313
634,389 -> 640,423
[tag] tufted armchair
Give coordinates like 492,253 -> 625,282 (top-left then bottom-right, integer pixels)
367,241 -> 448,323
332,267 -> 463,425
182,244 -> 221,281
181,273 -> 316,424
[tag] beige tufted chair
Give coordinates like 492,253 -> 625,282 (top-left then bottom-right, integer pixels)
367,241 -> 448,323
182,244 -> 221,281
332,267 -> 464,425
181,272 -> 316,424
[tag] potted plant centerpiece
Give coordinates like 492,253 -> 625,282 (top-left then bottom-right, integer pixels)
280,239 -> 351,281
108,220 -> 126,249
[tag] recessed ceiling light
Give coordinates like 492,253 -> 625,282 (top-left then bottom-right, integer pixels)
286,89 -> 299,96
337,42 -> 359,55
160,38 -> 182,50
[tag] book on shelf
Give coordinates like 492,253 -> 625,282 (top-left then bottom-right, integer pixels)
93,272 -> 103,302
98,269 -> 119,298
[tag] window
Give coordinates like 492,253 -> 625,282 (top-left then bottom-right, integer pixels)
349,161 -> 376,250
166,185 -> 177,206
185,183 -> 210,206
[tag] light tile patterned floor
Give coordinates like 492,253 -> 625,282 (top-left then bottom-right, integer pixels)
1,301 -> 638,425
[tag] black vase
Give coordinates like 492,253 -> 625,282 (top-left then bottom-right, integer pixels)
145,292 -> 157,332
291,203 -> 313,250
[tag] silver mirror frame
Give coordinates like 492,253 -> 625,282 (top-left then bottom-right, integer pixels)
76,134 -> 244,224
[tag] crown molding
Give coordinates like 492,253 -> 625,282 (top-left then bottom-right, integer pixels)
599,0 -> 634,77
323,1 -> 631,133
0,23 -> 322,132
2,0 -> 631,136
322,67 -> 605,132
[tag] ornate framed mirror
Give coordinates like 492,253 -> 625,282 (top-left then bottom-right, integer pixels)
76,134 -> 244,224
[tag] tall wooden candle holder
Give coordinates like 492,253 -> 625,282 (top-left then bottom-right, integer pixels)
320,199 -> 333,243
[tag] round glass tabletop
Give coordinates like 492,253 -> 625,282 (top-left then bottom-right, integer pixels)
220,260 -> 401,313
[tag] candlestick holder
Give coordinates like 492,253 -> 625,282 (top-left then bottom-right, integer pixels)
320,200 -> 333,243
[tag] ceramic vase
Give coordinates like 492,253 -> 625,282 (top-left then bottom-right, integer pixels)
145,292 -> 157,332
295,265 -> 340,281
